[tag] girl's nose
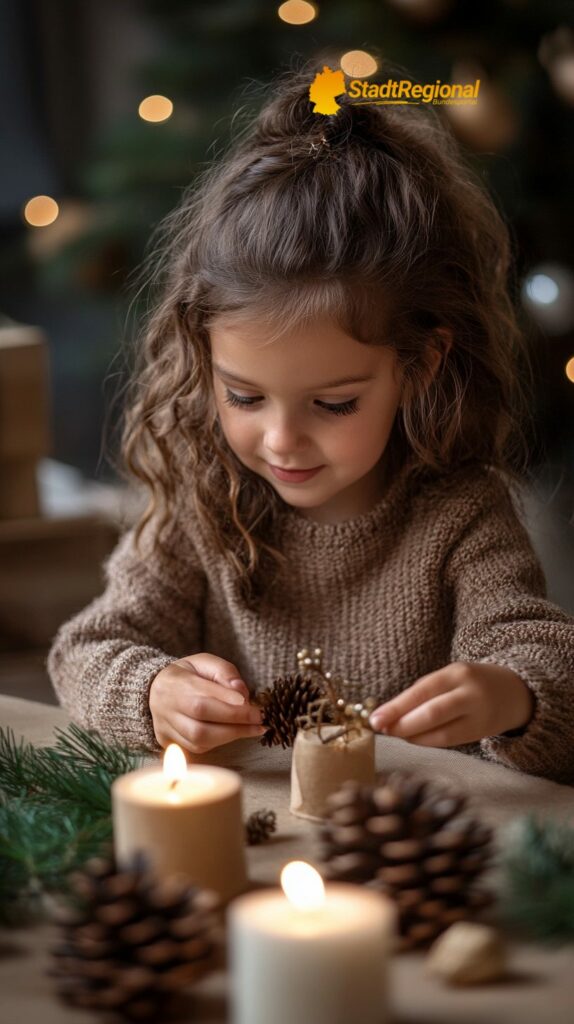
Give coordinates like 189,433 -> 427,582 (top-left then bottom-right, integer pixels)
264,411 -> 308,456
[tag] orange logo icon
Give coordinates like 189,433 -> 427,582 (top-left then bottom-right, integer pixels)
309,66 -> 347,115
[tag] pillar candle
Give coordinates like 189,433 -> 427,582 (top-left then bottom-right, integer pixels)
229,861 -> 396,1024
111,744 -> 247,903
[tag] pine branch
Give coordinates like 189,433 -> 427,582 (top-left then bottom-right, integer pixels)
0,723 -> 144,923
498,814 -> 574,944
51,722 -> 144,775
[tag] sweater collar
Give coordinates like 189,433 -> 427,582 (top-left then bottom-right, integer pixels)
276,462 -> 416,541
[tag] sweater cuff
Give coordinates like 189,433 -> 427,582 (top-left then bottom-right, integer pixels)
98,652 -> 175,753
473,651 -> 572,783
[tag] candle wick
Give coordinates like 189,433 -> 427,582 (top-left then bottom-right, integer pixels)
169,779 -> 179,791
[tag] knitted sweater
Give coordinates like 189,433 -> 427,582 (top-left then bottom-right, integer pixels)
47,462 -> 574,785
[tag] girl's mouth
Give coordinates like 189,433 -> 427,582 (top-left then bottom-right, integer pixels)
269,464 -> 323,483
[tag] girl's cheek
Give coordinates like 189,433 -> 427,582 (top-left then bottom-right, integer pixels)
223,413 -> 256,450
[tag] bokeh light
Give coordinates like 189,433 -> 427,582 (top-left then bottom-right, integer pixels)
138,95 -> 174,123
277,1 -> 317,25
522,263 -> 574,335
340,50 -> 378,78
23,195 -> 59,227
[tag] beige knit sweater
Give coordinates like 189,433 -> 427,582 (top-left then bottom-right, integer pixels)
47,462 -> 574,784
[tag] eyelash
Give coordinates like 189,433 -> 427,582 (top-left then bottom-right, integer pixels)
223,389 -> 360,417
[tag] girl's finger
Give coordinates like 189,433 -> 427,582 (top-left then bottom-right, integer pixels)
179,655 -> 251,702
370,669 -> 457,729
172,712 -> 266,752
168,663 -> 246,707
405,716 -> 477,748
177,691 -> 262,727
386,690 -> 467,739
155,720 -> 195,752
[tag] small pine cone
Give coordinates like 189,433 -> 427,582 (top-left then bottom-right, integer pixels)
256,672 -> 333,748
245,809 -> 277,846
318,774 -> 495,952
48,854 -> 222,1020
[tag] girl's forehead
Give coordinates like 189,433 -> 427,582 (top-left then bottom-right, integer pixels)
210,315 -> 361,350
209,317 -> 396,381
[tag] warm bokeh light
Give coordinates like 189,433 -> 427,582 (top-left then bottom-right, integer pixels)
23,195 -> 59,227
163,743 -> 187,782
277,1 -> 317,25
566,357 -> 574,383
281,861 -> 325,910
340,50 -> 378,78
138,95 -> 174,123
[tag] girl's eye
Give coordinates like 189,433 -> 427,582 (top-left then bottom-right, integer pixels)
223,389 -> 359,416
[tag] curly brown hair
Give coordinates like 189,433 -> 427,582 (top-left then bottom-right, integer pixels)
116,54 -> 536,609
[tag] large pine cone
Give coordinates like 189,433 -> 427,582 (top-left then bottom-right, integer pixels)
256,672 -> 333,748
318,774 -> 495,952
49,854 -> 221,1020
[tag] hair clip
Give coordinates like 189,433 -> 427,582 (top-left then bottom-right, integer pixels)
309,133 -> 330,157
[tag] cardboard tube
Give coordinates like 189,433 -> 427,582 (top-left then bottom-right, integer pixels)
290,726 -> 376,821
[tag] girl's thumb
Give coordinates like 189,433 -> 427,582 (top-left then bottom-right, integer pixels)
225,677 -> 251,701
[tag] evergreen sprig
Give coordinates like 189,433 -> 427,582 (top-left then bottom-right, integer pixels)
0,722 -> 144,923
497,813 -> 574,944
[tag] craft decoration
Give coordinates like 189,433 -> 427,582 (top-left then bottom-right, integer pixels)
245,809 -> 277,846
256,645 -> 377,749
318,775 -> 495,951
288,647 -> 378,821
256,670 -> 331,748
48,852 -> 221,1021
425,921 -> 508,985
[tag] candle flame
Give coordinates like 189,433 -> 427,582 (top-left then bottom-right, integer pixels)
280,861 -> 325,910
163,743 -> 187,784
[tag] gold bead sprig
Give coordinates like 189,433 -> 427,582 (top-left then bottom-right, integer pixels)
296,646 -> 377,744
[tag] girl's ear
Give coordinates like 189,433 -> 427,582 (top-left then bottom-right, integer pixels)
425,327 -> 453,382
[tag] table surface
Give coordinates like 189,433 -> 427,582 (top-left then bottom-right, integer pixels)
1,694 -> 574,1024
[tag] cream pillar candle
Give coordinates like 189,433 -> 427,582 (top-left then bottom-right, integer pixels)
111,744 -> 247,903
229,861 -> 396,1024
290,725 -> 375,821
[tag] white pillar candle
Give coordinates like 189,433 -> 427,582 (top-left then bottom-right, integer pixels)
111,744 -> 247,903
229,861 -> 396,1024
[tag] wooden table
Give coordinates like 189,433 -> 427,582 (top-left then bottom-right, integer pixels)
1,695 -> 574,1024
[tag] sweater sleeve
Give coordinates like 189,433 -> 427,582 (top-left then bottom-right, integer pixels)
47,512 -> 207,751
443,469 -> 574,785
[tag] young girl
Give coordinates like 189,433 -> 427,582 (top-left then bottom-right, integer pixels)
48,59 -> 574,785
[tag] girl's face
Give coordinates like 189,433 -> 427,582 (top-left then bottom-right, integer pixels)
210,317 -> 404,524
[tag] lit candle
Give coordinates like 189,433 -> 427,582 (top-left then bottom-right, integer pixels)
111,744 -> 247,903
229,861 -> 396,1024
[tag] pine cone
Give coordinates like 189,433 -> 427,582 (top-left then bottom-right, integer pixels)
318,774 -> 495,952
48,853 -> 221,1020
256,672 -> 333,748
245,809 -> 277,845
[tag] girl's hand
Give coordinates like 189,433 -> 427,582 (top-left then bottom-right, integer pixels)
149,653 -> 266,753
369,661 -> 535,747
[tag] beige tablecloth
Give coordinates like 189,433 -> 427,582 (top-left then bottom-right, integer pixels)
1,695 -> 573,1024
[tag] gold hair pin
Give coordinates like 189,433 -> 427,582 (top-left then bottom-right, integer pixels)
309,133 -> 330,157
